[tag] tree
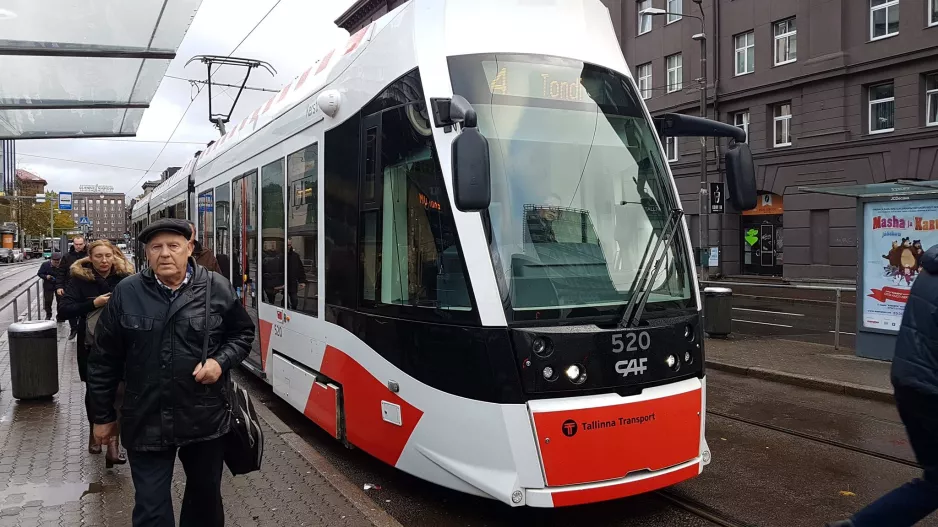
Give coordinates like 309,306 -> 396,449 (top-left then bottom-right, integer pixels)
20,194 -> 76,237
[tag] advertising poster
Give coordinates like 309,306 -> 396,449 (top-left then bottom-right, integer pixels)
862,199 -> 938,331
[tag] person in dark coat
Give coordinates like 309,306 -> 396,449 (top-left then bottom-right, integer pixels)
37,252 -> 63,320
828,245 -> 938,527
89,218 -> 254,527
186,220 -> 222,273
286,239 -> 308,310
55,235 -> 88,340
58,240 -> 133,463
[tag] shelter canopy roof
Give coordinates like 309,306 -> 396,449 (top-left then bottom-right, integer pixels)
0,0 -> 202,139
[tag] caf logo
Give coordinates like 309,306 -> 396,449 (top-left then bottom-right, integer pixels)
562,419 -> 578,437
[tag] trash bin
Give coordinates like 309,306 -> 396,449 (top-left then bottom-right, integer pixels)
703,287 -> 733,337
9,320 -> 58,400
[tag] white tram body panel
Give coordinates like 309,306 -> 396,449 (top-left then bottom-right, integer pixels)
133,0 -> 709,508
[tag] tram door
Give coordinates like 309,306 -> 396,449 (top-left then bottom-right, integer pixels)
232,170 -> 262,370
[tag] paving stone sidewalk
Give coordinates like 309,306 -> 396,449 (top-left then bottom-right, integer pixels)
0,321 -> 373,527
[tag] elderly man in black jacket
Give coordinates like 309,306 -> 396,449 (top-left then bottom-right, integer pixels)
88,218 -> 254,527
828,246 -> 938,527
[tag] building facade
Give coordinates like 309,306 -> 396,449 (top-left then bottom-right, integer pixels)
70,192 -> 127,241
14,169 -> 46,197
338,0 -> 938,280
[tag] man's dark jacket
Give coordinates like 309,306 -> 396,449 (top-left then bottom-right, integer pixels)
54,246 -> 87,292
37,260 -> 59,292
893,246 -> 938,396
193,239 -> 222,274
88,260 -> 255,451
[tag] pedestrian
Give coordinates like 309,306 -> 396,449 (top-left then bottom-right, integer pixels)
286,240 -> 308,310
58,240 -> 133,466
185,219 -> 222,273
37,252 -> 63,320
88,218 -> 254,527
827,245 -> 938,527
55,235 -> 88,341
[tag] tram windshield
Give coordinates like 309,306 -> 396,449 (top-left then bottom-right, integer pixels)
449,54 -> 694,323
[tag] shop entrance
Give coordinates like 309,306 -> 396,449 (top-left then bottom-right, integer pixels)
741,193 -> 784,276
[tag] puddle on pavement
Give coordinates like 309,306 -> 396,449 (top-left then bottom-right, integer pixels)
0,482 -> 104,509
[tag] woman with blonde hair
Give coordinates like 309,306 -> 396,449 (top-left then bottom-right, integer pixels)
59,239 -> 134,467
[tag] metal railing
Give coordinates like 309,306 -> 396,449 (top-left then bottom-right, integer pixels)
700,280 -> 853,350
0,279 -> 44,323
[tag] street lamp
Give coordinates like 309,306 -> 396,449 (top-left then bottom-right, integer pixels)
640,5 -> 713,278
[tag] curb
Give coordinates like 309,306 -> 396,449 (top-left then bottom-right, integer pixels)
251,398 -> 404,527
706,360 -> 894,403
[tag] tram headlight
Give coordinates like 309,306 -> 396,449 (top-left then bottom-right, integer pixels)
684,351 -> 693,364
684,324 -> 695,341
542,366 -> 558,381
565,364 -> 587,385
532,337 -> 551,358
666,354 -> 680,371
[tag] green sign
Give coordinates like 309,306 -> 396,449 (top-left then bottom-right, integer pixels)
745,228 -> 759,247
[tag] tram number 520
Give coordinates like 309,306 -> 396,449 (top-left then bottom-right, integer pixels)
611,331 -> 651,353
273,325 -> 283,338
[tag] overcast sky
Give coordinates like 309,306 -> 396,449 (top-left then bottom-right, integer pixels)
15,0 -> 355,200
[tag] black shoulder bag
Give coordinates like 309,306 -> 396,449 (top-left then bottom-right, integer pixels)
200,272 -> 264,476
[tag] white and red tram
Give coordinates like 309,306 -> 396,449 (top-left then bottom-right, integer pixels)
131,0 -> 756,507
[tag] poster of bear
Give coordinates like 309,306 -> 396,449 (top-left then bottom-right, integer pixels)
862,200 -> 938,331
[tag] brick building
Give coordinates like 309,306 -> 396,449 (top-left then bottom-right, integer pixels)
15,169 -> 46,197
70,192 -> 127,241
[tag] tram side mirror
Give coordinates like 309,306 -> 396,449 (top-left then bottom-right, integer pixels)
449,95 -> 491,211
724,142 -> 757,211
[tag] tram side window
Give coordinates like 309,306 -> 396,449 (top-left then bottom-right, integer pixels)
261,159 -> 286,308
215,183 -> 231,281
176,197 -> 187,220
359,103 -> 472,313
287,143 -> 318,316
232,171 -> 258,307
197,190 -> 215,253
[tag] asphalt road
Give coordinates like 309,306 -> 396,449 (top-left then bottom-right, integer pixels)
716,292 -> 857,349
233,367 -> 935,527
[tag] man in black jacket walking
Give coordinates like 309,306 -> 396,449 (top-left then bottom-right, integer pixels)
828,245 -> 938,527
55,236 -> 87,340
89,219 -> 254,527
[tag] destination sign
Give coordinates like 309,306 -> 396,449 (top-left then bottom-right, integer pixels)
484,61 -> 587,102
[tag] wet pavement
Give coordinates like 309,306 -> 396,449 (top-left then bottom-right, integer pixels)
717,294 -> 857,349
0,315 -> 374,526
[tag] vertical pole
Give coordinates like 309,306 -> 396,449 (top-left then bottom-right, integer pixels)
834,289 -> 842,350
26,287 -> 31,321
13,296 -> 19,321
699,34 -> 709,281
36,281 -> 41,319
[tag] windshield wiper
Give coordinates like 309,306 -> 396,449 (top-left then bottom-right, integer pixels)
619,208 -> 684,328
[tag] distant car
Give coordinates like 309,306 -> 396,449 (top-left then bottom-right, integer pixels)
0,249 -> 13,264
11,249 -> 24,262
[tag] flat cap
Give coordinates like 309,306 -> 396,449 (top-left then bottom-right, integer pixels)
139,218 -> 192,244
51,252 -> 62,260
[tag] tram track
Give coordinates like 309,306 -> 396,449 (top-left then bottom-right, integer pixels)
655,490 -> 755,527
708,409 -> 921,469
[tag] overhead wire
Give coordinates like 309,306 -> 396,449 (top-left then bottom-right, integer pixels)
17,153 -> 151,172
124,0 -> 286,195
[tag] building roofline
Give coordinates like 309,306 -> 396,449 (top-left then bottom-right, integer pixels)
334,0 -> 385,30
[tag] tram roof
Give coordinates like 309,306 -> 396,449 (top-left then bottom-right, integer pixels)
0,0 -> 202,140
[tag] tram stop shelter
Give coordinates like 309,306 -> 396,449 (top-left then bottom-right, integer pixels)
0,0 -> 203,140
799,181 -> 938,361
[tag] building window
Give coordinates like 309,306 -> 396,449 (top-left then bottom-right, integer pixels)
927,74 -> 938,126
666,0 -> 682,23
666,53 -> 683,93
637,63 -> 652,99
734,111 -> 750,142
735,31 -> 755,76
869,83 -> 895,134
638,0 -> 652,35
931,0 -> 938,26
870,0 -> 899,40
261,158 -> 286,308
774,103 -> 792,147
287,143 -> 318,316
774,18 -> 797,65
665,136 -> 678,162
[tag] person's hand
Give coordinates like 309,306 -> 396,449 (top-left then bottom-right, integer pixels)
193,359 -> 222,384
93,293 -> 111,308
94,422 -> 118,444
56,288 -> 64,296
46,275 -> 54,280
